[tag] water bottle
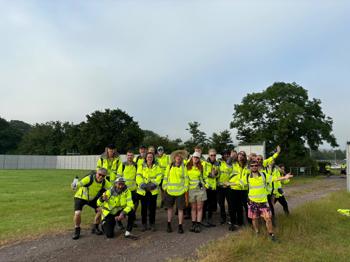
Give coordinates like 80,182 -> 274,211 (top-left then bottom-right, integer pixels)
71,176 -> 79,190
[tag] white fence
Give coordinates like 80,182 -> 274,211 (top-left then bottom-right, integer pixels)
0,155 -> 102,170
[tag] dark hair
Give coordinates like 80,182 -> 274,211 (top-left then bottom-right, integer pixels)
145,152 -> 156,165
186,157 -> 203,172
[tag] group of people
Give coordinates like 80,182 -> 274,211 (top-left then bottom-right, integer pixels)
71,144 -> 293,241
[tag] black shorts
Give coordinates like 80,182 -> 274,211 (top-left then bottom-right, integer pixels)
74,197 -> 98,211
164,192 -> 186,210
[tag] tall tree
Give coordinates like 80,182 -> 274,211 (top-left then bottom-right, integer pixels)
185,121 -> 208,151
209,130 -> 234,154
142,130 -> 183,153
78,109 -> 144,154
230,82 -> 338,166
18,121 -> 64,155
0,118 -> 32,154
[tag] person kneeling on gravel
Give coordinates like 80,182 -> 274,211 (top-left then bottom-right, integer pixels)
245,161 -> 293,242
72,168 -> 111,240
97,177 -> 138,239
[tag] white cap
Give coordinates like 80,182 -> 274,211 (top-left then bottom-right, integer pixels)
192,152 -> 201,158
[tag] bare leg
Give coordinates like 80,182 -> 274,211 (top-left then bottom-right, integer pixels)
178,209 -> 184,225
74,211 -> 81,227
94,208 -> 102,224
191,202 -> 197,222
252,218 -> 259,233
167,207 -> 173,223
197,201 -> 204,223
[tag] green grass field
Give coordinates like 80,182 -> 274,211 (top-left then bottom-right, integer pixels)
0,169 -> 92,245
194,190 -> 350,262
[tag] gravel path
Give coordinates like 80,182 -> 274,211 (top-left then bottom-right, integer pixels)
0,176 -> 346,262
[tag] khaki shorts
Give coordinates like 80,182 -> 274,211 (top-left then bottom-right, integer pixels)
189,188 -> 207,203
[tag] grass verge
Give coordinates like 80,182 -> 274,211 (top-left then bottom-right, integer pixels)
193,190 -> 350,262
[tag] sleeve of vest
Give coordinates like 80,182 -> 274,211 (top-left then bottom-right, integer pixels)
263,152 -> 280,167
77,176 -> 91,188
184,167 -> 189,191
116,163 -> 123,178
97,189 -> 110,207
155,165 -> 163,185
162,165 -> 170,190
104,180 -> 112,189
136,166 -> 144,187
96,158 -> 102,170
123,190 -> 134,214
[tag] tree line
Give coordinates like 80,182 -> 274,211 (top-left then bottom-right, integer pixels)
0,82 -> 339,167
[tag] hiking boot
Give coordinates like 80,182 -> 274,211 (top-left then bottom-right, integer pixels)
269,234 -> 277,242
194,223 -> 201,233
149,224 -> 156,232
178,224 -> 184,234
190,223 -> 196,232
91,224 -> 103,235
72,227 -> 80,240
95,227 -> 103,235
228,225 -> 236,231
141,224 -> 148,232
167,223 -> 173,233
207,220 -> 216,227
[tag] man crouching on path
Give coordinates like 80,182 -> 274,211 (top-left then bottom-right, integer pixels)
72,168 -> 111,240
98,177 -> 138,239
245,161 -> 293,241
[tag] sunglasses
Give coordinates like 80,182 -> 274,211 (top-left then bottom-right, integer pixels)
210,154 -> 216,157
250,165 -> 258,167
97,173 -> 106,177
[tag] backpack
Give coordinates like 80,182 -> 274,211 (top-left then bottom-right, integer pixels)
121,161 -> 137,173
82,170 -> 106,199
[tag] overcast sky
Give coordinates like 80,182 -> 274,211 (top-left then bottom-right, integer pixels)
0,0 -> 349,149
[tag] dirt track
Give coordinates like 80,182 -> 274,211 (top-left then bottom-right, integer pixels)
0,176 -> 346,262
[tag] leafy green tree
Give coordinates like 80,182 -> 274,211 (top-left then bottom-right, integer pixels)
230,82 -> 338,166
142,130 -> 183,153
184,121 -> 208,151
18,121 -> 64,155
0,118 -> 32,154
209,130 -> 234,154
78,109 -> 144,154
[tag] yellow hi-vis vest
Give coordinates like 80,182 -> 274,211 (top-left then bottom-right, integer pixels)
96,155 -> 121,181
117,161 -> 137,191
218,160 -> 232,187
246,172 -> 269,203
156,154 -> 170,172
97,187 -> 134,219
230,162 -> 249,190
136,163 -> 163,196
134,155 -> 145,169
163,163 -> 189,196
272,168 -> 289,198
74,174 -> 111,201
263,152 -> 280,168
187,166 -> 206,190
204,160 -> 220,190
